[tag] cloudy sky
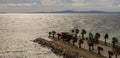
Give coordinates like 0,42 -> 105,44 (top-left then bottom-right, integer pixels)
0,0 -> 120,12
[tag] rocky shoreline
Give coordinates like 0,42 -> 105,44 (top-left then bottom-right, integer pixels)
33,38 -> 79,58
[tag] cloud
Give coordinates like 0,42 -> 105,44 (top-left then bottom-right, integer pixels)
0,3 -> 33,7
70,0 -> 120,10
39,0 -> 71,6
0,0 -> 120,12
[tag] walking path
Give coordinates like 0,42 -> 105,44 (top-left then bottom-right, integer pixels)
53,40 -> 106,58
39,37 -> 120,58
78,40 -> 120,58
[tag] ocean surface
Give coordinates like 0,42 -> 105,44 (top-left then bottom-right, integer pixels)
0,13 -> 120,58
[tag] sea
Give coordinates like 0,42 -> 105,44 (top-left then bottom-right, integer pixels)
0,13 -> 120,58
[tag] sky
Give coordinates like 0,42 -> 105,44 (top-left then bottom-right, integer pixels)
0,0 -> 120,12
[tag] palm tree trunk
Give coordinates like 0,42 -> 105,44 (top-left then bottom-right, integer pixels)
98,49 -> 100,55
79,43 -> 81,48
58,35 -> 60,40
95,38 -> 99,44
89,46 -> 91,51
115,53 -> 117,58
105,38 -> 107,45
113,43 -> 115,49
109,55 -> 112,58
92,46 -> 94,50
53,34 -> 54,38
82,34 -> 84,39
75,34 -> 77,37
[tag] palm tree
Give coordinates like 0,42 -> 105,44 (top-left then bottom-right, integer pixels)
57,33 -> 61,40
94,33 -> 101,44
108,51 -> 113,58
75,29 -> 79,37
97,46 -> 103,55
87,38 -> 91,51
72,36 -> 77,45
112,37 -> 118,49
89,32 -> 94,40
79,39 -> 84,48
49,32 -> 52,37
87,38 -> 94,51
88,32 -> 94,50
112,37 -> 118,47
71,29 -> 75,37
81,29 -> 86,39
104,33 -> 109,45
67,34 -> 72,44
52,31 -> 56,38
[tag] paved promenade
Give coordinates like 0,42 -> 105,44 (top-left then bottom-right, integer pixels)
77,40 -> 120,58
40,36 -> 120,58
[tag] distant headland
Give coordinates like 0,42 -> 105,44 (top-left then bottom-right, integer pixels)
1,10 -> 120,14
29,10 -> 120,13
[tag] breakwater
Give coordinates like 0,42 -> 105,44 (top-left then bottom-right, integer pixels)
33,37 -> 109,58
33,38 -> 79,58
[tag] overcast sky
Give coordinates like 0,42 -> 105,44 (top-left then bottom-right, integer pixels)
0,0 -> 120,12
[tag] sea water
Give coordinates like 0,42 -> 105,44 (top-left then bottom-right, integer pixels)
0,13 -> 120,58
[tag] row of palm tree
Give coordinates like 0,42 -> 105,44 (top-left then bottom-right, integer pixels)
48,29 -> 119,58
49,29 -> 119,49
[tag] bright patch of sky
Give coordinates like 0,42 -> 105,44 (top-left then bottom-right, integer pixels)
0,0 -> 120,12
